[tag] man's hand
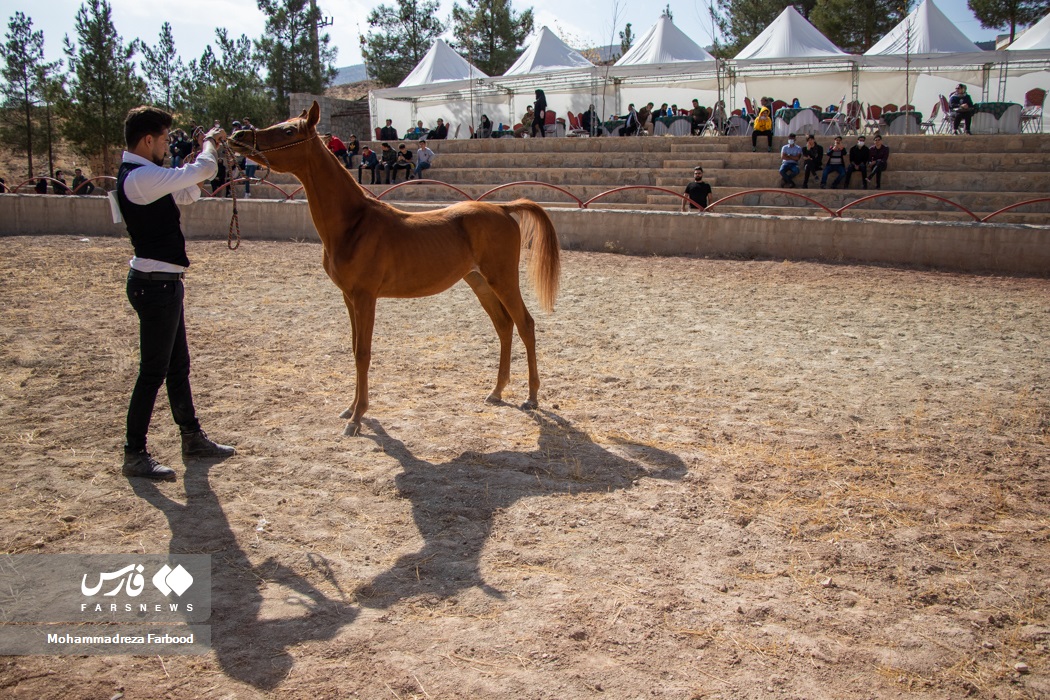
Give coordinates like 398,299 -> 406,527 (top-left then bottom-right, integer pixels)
199,127 -> 227,148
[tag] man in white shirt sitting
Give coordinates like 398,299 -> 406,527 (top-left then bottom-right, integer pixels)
117,105 -> 236,480
415,139 -> 435,179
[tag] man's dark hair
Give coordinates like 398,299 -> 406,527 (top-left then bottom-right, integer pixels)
694,166 -> 703,172
125,106 -> 173,148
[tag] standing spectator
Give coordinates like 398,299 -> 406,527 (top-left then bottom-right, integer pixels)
170,130 -> 192,168
820,136 -> 847,189
323,133 -> 349,167
949,84 -> 974,135
378,142 -> 398,184
532,89 -> 547,138
346,134 -> 360,168
681,166 -> 712,211
35,178 -> 47,194
778,133 -> 803,188
866,134 -> 890,189
621,104 -> 640,137
580,104 -> 599,136
428,118 -> 448,140
844,135 -> 870,189
751,107 -> 773,152
357,146 -> 379,184
243,156 -> 259,198
71,167 -> 94,195
380,119 -> 398,141
415,139 -> 435,178
115,105 -> 234,479
52,170 -> 71,194
241,116 -> 255,130
800,134 -> 823,189
0,176 -> 7,193
392,143 -> 414,182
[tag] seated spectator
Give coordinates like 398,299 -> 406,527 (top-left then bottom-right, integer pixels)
35,178 -> 47,194
779,133 -> 803,188
801,134 -> 823,189
638,102 -> 654,135
477,114 -> 493,139
866,134 -> 890,189
71,167 -> 94,195
323,132 -> 350,168
407,121 -> 427,139
415,139 -> 435,178
52,170 -> 71,195
516,106 -> 534,138
682,166 -> 712,211
169,129 -> 192,168
357,146 -> 378,184
428,118 -> 448,140
580,104 -> 598,136
844,135 -> 870,189
379,119 -> 398,141
657,102 -> 670,118
949,83 -> 974,135
690,98 -> 708,135
751,107 -> 773,152
392,143 -> 414,182
621,104 -> 640,137
670,103 -> 679,116
378,142 -> 397,184
346,134 -> 360,168
820,136 -> 847,189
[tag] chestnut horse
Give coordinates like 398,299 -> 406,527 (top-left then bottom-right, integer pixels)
229,102 -> 560,436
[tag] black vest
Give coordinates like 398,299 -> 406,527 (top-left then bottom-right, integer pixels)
117,162 -> 190,268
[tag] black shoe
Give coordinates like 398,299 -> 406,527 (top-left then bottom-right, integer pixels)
181,431 -> 236,459
122,450 -> 176,480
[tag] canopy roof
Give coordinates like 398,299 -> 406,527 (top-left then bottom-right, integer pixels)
614,14 -> 715,65
502,26 -> 595,75
399,38 -> 488,87
734,6 -> 846,60
1008,11 -> 1050,50
865,0 -> 981,55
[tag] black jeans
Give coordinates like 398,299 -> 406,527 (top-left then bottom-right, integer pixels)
125,273 -> 200,450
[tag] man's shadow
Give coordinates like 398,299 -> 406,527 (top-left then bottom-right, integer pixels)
131,457 -> 358,691
356,410 -> 687,607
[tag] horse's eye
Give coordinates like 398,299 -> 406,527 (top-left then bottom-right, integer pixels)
284,128 -> 295,136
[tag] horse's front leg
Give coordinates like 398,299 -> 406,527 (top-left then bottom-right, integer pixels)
344,293 -> 376,436
339,292 -> 359,420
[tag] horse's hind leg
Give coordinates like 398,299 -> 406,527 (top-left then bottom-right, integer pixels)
339,292 -> 359,420
485,276 -> 540,410
464,271 -> 513,403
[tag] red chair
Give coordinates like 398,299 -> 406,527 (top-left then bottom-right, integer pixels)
543,110 -> 558,136
920,102 -> 939,133
744,96 -> 754,116
864,104 -> 883,134
938,94 -> 954,133
374,127 -> 381,140
1021,88 -> 1046,133
771,99 -> 787,112
901,104 -> 915,112
883,103 -> 899,113
566,111 -> 588,136
845,100 -> 863,133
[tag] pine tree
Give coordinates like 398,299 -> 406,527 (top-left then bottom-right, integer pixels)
968,0 -> 1049,42
182,30 -> 274,129
451,0 -> 534,77
60,0 -> 146,174
256,0 -> 337,112
619,23 -> 634,58
0,12 -> 60,178
139,22 -> 186,112
361,0 -> 445,86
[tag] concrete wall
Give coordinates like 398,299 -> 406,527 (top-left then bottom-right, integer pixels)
2,193 -> 1047,276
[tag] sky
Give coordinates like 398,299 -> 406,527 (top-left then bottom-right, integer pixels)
4,0 -> 1010,71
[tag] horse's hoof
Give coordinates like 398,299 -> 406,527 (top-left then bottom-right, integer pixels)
339,407 -> 353,419
485,393 -> 503,405
520,399 -> 538,411
343,422 -> 361,437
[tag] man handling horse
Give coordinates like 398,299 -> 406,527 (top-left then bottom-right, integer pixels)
117,105 -> 236,480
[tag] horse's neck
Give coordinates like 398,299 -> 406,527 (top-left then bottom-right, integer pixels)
294,141 -> 372,246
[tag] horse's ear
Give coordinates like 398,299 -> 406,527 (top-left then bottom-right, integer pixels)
307,101 -> 320,129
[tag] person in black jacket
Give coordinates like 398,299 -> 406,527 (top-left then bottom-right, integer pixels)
116,105 -> 235,480
378,142 -> 398,184
379,119 -> 398,141
801,134 -> 824,189
844,135 -> 870,189
532,89 -> 547,138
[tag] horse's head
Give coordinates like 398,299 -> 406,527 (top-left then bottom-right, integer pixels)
228,101 -> 321,174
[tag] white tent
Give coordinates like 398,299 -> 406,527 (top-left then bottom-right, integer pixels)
503,26 -> 595,75
399,38 -> 488,87
865,0 -> 981,55
734,6 -> 847,60
615,14 -> 714,65
1007,12 -> 1050,50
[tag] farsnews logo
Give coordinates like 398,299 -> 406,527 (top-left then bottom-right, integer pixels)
81,563 -> 194,598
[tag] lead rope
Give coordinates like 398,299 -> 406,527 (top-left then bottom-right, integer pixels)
221,142 -> 241,250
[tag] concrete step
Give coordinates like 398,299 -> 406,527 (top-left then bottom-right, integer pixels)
654,170 -> 1044,192
661,152 -> 1050,172
434,153 -> 726,170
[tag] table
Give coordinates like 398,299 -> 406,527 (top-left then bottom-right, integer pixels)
493,129 -> 516,139
602,120 -> 624,137
773,107 -> 818,136
653,116 -> 692,136
882,111 -> 922,135
971,102 -> 1022,134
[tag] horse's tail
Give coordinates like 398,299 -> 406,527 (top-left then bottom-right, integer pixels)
500,199 -> 560,313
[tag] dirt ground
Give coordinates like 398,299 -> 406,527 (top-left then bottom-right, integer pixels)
1,235 -> 1048,699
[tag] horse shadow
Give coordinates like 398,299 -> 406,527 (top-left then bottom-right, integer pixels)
355,410 -> 687,608
130,457 -> 358,691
